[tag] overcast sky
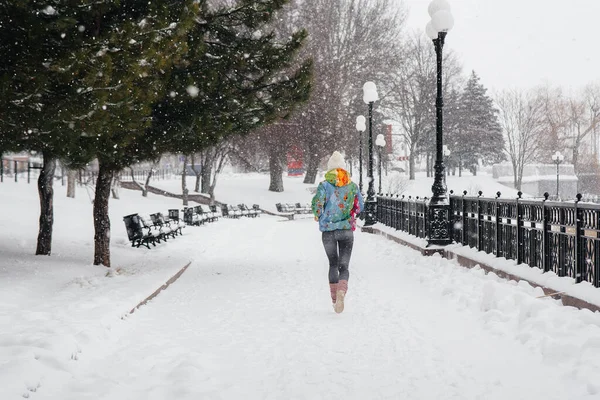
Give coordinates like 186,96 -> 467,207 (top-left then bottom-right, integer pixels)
402,0 -> 600,93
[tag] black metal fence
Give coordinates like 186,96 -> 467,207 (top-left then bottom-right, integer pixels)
0,159 -> 43,183
377,191 -> 600,288
1,161 -> 180,185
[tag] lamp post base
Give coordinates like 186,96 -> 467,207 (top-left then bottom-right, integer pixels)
427,202 -> 452,246
363,199 -> 377,226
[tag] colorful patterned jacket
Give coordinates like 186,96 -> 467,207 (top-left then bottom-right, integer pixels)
311,169 -> 364,232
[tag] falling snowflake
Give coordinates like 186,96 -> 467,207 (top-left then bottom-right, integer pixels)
186,85 -> 199,98
43,6 -> 56,15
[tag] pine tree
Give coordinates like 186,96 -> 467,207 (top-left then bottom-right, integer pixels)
148,0 -> 312,187
64,0 -> 198,267
454,71 -> 505,175
75,0 -> 310,267
0,2 -> 94,255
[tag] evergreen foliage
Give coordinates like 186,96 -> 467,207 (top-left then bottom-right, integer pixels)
452,71 -> 505,172
0,1 -> 86,162
149,0 -> 312,157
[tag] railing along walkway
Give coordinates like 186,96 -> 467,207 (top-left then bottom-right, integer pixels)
377,191 -> 600,288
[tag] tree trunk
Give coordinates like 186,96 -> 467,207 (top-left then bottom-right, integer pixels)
67,169 -> 76,198
426,153 -> 431,178
111,176 -> 120,199
408,149 -> 416,180
303,155 -> 319,184
93,161 -> 114,267
61,163 -> 66,186
268,148 -> 284,192
573,137 -> 581,174
303,143 -> 320,184
36,151 -> 57,255
208,180 -> 217,205
195,174 -> 201,192
200,149 -> 213,194
182,155 -> 189,206
201,164 -> 212,193
142,169 -> 153,197
512,160 -> 520,190
191,154 -> 201,193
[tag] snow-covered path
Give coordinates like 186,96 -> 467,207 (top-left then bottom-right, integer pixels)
37,217 -> 598,400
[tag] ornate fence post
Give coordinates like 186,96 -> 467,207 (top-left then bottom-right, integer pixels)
477,191 -> 483,251
408,196 -> 413,235
386,194 -> 391,226
400,195 -> 405,232
516,191 -> 523,265
462,190 -> 467,246
393,195 -> 399,230
383,194 -> 388,226
542,192 -> 550,272
414,197 -> 419,237
423,197 -> 429,239
575,193 -> 583,283
495,191 -> 501,257
449,190 -> 454,241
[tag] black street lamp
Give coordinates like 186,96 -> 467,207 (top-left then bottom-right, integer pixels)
363,81 -> 379,226
425,0 -> 454,246
376,133 -> 386,194
355,115 -> 366,193
552,150 -> 564,199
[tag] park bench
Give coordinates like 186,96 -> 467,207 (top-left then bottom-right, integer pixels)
227,204 -> 243,218
150,212 -> 181,238
150,213 -> 177,239
193,205 -> 214,223
238,204 -> 258,218
123,213 -> 157,249
183,207 -> 204,226
295,203 -> 311,214
276,203 -> 312,214
168,209 -> 187,234
142,214 -> 171,241
199,205 -> 218,222
252,204 -> 263,216
210,205 -> 223,219
220,204 -> 231,218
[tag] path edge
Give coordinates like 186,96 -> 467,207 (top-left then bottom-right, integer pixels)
362,226 -> 600,314
128,261 -> 192,315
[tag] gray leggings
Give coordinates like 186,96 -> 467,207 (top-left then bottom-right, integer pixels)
322,230 -> 354,283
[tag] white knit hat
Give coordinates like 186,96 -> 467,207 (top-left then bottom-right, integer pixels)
327,151 -> 347,171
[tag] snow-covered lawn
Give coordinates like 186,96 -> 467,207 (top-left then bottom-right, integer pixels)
2,174 -> 600,399
0,180 -> 225,398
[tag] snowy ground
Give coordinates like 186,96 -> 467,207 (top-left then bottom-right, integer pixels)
2,175 -> 600,399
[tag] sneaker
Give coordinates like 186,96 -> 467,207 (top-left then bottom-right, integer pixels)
334,290 -> 345,313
